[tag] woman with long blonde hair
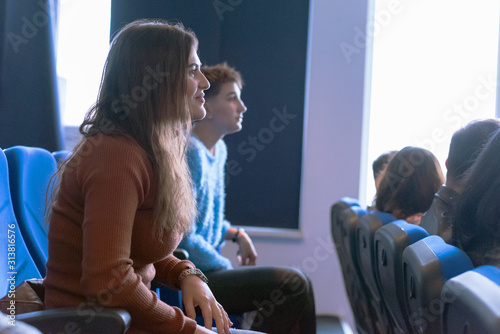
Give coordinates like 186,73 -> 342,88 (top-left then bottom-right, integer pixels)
44,19 -> 258,334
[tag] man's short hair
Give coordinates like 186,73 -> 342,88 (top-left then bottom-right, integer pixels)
201,62 -> 244,100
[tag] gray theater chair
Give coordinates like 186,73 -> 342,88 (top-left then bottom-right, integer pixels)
331,198 -> 375,334
441,265 -> 500,334
401,235 -> 473,334
373,220 -> 428,334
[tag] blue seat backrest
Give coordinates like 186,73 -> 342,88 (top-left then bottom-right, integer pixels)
373,220 -> 429,334
442,265 -> 500,334
52,150 -> 72,166
331,197 -> 365,253
355,210 -> 396,333
4,146 -> 58,277
0,149 -> 41,296
331,198 -> 376,334
340,196 -> 362,208
473,265 -> 500,285
370,210 -> 397,225
332,198 -> 367,272
402,235 -> 473,334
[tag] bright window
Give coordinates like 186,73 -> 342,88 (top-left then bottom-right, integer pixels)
56,0 -> 111,127
363,0 -> 500,205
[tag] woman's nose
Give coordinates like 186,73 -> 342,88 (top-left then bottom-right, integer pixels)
200,72 -> 210,90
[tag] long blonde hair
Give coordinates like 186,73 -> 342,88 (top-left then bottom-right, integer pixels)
72,19 -> 196,237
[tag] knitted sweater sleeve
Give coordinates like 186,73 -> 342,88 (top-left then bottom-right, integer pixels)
154,256 -> 195,290
178,232 -> 233,272
180,139 -> 233,272
214,141 -> 231,239
77,136 -> 196,333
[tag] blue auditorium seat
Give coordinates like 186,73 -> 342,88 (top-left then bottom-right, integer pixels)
373,220 -> 429,334
4,146 -> 58,277
0,149 -> 41,294
52,149 -> 72,165
441,265 -> 500,334
331,198 -> 375,334
402,235 -> 473,334
355,210 -> 396,333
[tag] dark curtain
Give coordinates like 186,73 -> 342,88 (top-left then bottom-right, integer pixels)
497,6 -> 500,118
111,0 -> 309,230
0,0 -> 62,151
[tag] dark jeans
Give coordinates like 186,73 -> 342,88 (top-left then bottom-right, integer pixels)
206,266 -> 316,334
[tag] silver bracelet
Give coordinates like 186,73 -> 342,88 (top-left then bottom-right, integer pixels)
178,268 -> 208,284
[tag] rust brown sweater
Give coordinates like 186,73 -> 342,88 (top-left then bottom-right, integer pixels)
44,134 -> 197,334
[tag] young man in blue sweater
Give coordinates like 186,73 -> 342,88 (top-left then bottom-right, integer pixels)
180,63 -> 316,334
181,62 -> 257,272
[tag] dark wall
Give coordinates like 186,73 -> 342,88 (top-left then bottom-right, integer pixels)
111,0 -> 309,230
0,0 -> 5,84
0,0 -> 62,151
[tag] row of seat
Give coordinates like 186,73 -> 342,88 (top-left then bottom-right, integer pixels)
0,146 -> 130,333
330,197 -> 500,334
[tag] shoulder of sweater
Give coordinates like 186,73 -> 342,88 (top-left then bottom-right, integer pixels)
85,134 -> 145,155
215,139 -> 227,159
74,134 -> 151,172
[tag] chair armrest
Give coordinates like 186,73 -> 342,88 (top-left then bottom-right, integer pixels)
17,307 -> 131,334
173,248 -> 189,260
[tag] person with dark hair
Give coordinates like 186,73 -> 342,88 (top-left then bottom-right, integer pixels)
44,20 -> 263,334
420,119 -> 500,242
372,150 -> 397,190
372,151 -> 397,189
179,62 -> 316,334
375,146 -> 444,224
452,127 -> 500,267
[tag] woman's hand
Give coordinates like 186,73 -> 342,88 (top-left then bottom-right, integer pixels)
236,230 -> 257,266
181,275 -> 232,334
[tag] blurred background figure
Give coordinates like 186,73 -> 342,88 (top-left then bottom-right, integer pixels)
452,128 -> 500,267
420,119 -> 500,242
375,146 -> 444,225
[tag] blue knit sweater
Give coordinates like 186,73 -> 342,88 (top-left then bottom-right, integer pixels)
178,134 -> 233,272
